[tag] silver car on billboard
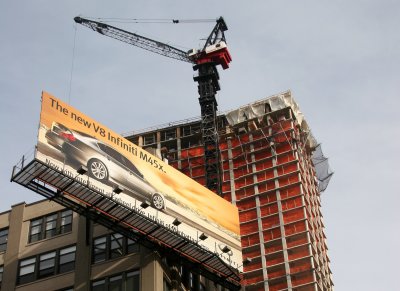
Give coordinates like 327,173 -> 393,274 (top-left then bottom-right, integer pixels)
45,122 -> 166,210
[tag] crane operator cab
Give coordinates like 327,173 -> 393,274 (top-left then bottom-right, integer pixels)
187,41 -> 231,69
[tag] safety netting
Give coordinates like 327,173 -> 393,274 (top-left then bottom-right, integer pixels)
311,144 -> 333,192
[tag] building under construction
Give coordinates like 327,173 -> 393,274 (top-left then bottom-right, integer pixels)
125,90 -> 334,291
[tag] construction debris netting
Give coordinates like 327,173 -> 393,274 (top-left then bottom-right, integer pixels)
311,144 -> 333,192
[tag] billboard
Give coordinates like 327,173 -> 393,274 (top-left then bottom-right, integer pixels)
36,92 -> 242,268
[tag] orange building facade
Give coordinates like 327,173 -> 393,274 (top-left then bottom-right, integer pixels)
126,91 -> 333,290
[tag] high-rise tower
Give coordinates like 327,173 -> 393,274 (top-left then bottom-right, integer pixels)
126,91 -> 333,290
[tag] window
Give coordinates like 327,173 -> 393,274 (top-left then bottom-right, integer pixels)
93,236 -> 107,263
127,238 -> 138,254
0,265 -> 4,284
91,270 -> 139,291
97,142 -> 142,178
98,144 -> 121,162
182,124 -> 201,137
60,210 -> 73,233
59,245 -> 76,273
30,218 -> 43,242
92,279 -> 106,291
110,233 -> 123,259
17,245 -> 76,285
109,274 -> 123,290
0,228 -> 8,252
45,214 -> 58,238
161,129 -> 176,141
92,233 -> 139,264
163,277 -> 172,291
122,157 -> 143,178
29,210 -> 73,243
143,134 -> 156,145
198,275 -> 206,291
38,251 -> 56,278
125,271 -> 140,291
189,272 -> 193,289
18,257 -> 36,284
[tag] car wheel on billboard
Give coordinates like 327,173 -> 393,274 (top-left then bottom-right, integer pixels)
88,158 -> 109,182
152,193 -> 165,210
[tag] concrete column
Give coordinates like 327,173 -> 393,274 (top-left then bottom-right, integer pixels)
2,203 -> 25,291
141,251 -> 163,291
156,131 -> 161,152
176,127 -> 182,169
138,136 -> 143,147
269,124 -> 293,290
227,137 -> 237,205
248,134 -> 269,291
74,215 -> 91,291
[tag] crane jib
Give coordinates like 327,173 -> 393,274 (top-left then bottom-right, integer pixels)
74,17 -> 193,64
74,15 -> 231,195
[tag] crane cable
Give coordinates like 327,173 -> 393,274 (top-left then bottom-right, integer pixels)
83,17 -> 216,24
68,23 -> 78,104
77,16 -> 210,51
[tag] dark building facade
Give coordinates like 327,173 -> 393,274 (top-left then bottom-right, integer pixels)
0,200 -> 221,291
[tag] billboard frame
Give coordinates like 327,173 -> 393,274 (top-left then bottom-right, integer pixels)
11,154 -> 241,289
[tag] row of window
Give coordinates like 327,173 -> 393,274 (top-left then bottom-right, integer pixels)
93,233 -> 139,263
14,231 -> 138,286
29,210 -> 73,243
141,125 -> 203,146
0,228 -> 8,252
0,210 -> 73,254
92,270 -> 139,291
4,212 -> 140,288
17,245 -> 76,285
0,265 -> 3,285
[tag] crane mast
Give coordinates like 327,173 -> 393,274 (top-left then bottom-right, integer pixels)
194,64 -> 221,193
74,16 -> 232,195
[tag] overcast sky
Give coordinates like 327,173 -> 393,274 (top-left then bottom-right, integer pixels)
1,1 -> 399,290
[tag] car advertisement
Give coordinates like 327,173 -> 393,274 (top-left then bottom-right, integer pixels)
36,91 -> 242,268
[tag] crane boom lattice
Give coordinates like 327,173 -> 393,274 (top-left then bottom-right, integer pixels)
75,17 -> 193,63
74,16 -> 232,195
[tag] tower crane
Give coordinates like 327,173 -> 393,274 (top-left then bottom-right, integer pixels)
74,16 -> 232,195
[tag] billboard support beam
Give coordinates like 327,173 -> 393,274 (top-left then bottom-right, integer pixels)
11,158 -> 242,290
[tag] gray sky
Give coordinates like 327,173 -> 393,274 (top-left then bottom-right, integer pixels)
1,1 -> 399,289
